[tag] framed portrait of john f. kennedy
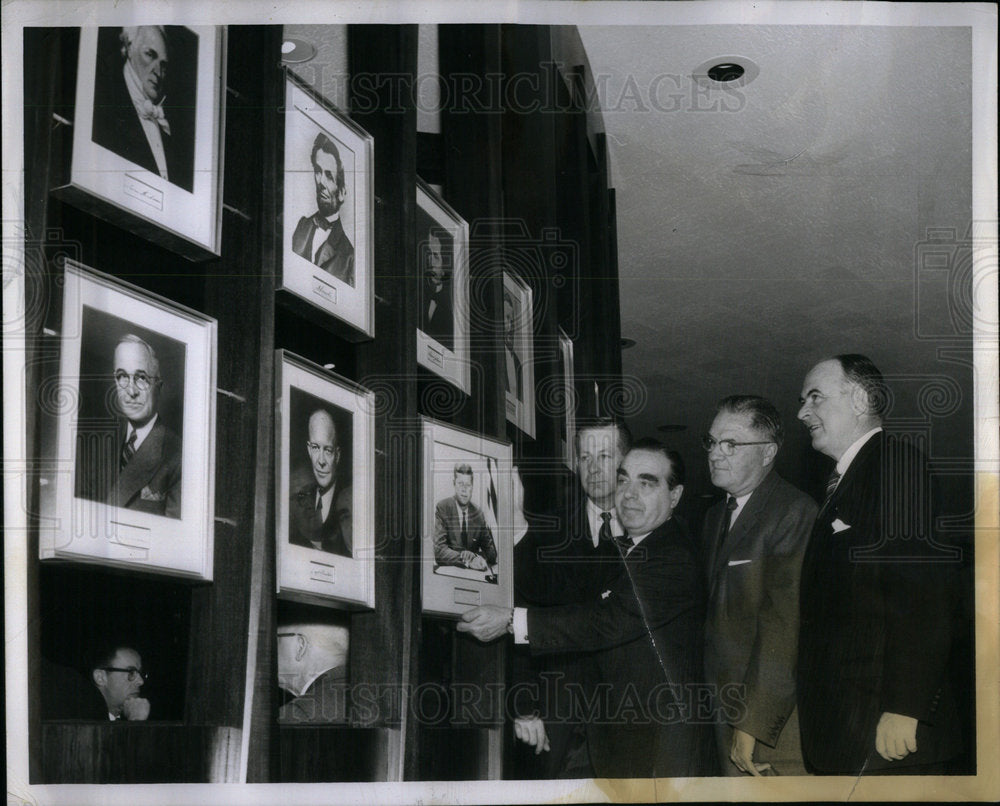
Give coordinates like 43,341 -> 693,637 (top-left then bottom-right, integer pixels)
280,73 -> 374,339
276,351 -> 375,609
416,179 -> 470,393
502,271 -> 536,438
57,26 -> 226,260
421,417 -> 513,618
40,260 -> 217,579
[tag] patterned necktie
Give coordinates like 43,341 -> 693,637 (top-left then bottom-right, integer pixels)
599,511 -> 614,543
120,431 -> 137,471
718,495 -> 738,549
615,533 -> 634,552
823,470 -> 841,507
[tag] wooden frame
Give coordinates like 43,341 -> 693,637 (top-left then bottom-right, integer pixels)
276,350 -> 375,609
41,260 -> 217,579
58,25 -> 226,260
503,271 -> 536,438
415,179 -> 471,393
559,328 -> 576,470
421,417 -> 513,617
280,72 -> 375,339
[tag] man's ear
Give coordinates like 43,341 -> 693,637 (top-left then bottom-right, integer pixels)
92,668 -> 106,688
670,484 -> 684,509
761,442 -> 778,468
849,383 -> 870,415
295,633 -> 308,662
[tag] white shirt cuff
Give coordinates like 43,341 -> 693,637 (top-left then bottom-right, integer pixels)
513,607 -> 529,644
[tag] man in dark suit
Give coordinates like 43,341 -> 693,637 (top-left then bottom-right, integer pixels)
433,464 -> 498,570
76,334 -> 181,518
796,354 -> 962,774
91,26 -> 194,192
459,440 -> 714,778
701,395 -> 816,776
291,133 -> 355,286
289,408 -> 350,556
44,643 -> 151,721
510,418 -> 628,777
420,226 -> 454,350
278,622 -> 349,724
503,291 -> 523,400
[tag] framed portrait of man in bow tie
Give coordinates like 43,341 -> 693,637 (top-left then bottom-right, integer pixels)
280,74 -> 374,340
416,180 -> 471,394
41,260 -> 217,580
58,26 -> 225,259
276,351 -> 375,609
421,417 -> 513,618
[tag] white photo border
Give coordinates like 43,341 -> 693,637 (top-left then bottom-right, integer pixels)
276,350 -> 375,609
42,260 -> 217,579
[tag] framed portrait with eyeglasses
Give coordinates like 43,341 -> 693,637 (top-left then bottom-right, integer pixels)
421,417 -> 513,618
40,260 -> 217,579
416,179 -> 471,393
279,72 -> 374,339
54,26 -> 226,260
276,351 -> 375,609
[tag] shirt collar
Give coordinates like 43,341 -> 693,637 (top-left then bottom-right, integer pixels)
127,413 -> 159,448
836,427 -> 883,477
123,60 -> 167,114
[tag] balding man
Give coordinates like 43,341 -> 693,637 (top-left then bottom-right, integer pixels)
92,26 -> 194,191
278,622 -> 349,724
76,333 -> 181,518
796,354 -> 961,774
289,408 -> 349,556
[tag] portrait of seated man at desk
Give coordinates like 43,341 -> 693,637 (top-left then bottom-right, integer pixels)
433,463 -> 498,579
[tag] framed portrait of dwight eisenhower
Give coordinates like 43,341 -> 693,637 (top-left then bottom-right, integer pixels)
416,179 -> 471,393
276,351 -> 375,609
280,73 -> 374,339
40,260 -> 217,579
57,26 -> 226,260
421,417 -> 513,618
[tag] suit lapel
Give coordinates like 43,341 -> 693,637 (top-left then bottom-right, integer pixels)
710,472 -> 778,585
113,422 -> 164,507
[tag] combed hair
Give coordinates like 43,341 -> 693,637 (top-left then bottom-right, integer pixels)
116,333 -> 160,377
89,641 -> 139,672
119,26 -> 167,61
836,353 -> 890,417
630,437 -> 685,489
574,417 -> 632,457
453,463 -> 474,479
716,395 -> 784,446
310,132 -> 346,193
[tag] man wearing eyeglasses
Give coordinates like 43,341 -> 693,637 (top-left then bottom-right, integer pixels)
289,408 -> 350,556
701,395 -> 816,777
91,645 -> 151,721
80,334 -> 182,518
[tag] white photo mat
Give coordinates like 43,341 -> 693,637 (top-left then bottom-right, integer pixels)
42,260 -> 217,579
276,350 -> 375,609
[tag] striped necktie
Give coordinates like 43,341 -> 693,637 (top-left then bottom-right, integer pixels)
823,470 -> 841,507
120,431 -> 137,471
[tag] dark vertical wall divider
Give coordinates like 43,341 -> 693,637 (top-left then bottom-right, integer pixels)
23,23 -> 619,784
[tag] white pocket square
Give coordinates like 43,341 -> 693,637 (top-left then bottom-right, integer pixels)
831,518 -> 851,533
728,559 -> 752,566
140,486 -> 165,502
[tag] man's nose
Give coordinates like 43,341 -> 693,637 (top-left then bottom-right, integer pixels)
797,403 -> 809,421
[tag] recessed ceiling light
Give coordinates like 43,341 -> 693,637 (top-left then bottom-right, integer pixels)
693,56 -> 759,88
281,38 -> 316,64
620,338 -> 637,350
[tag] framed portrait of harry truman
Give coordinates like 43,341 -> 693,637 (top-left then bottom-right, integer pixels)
503,271 -> 536,438
276,351 -> 375,609
416,180 -> 470,393
281,73 -> 374,339
41,261 -> 217,579
421,417 -> 513,618
59,26 -> 226,260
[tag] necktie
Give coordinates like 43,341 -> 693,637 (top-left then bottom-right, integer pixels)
460,509 -> 468,546
313,213 -> 332,231
120,431 -> 137,471
615,533 -> 634,552
598,511 -> 614,543
824,469 -> 841,504
717,495 -> 738,549
138,98 -> 171,135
